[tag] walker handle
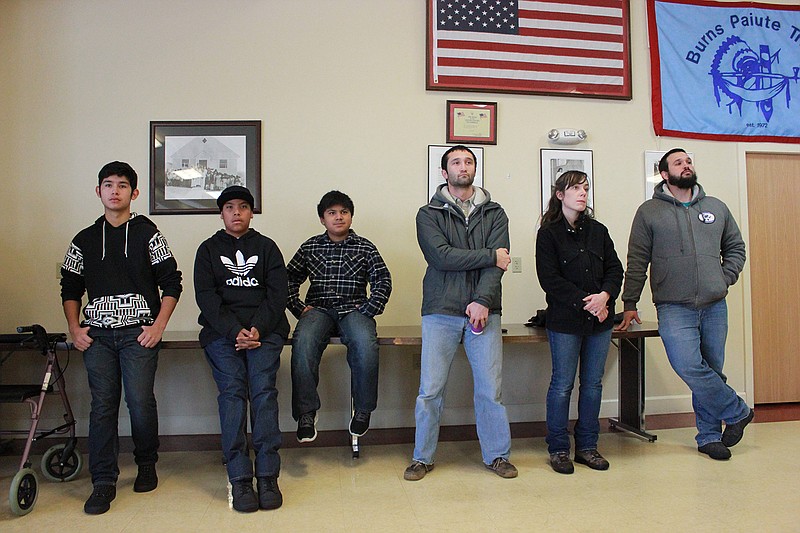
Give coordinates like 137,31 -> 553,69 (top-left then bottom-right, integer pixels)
17,324 -> 50,354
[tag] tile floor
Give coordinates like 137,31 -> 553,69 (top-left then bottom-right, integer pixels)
1,421 -> 798,532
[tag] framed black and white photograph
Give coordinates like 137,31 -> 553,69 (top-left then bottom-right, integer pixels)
427,145 -> 484,200
540,149 -> 593,215
644,149 -> 693,202
150,120 -> 261,214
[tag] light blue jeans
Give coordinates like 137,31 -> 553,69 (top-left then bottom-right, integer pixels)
413,314 -> 511,465
545,328 -> 612,454
656,299 -> 751,446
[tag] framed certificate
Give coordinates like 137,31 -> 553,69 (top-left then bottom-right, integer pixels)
446,101 -> 497,145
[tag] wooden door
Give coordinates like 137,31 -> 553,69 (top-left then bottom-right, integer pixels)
746,153 -> 800,403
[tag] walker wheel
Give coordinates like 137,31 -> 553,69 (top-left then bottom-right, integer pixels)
9,468 -> 38,516
41,443 -> 84,482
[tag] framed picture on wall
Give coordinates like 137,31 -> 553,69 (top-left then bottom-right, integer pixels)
540,149 -> 593,215
150,120 -> 261,214
446,101 -> 497,145
428,144 -> 484,200
644,149 -> 694,202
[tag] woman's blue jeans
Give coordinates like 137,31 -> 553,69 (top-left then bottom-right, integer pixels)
545,328 -> 612,454
204,333 -> 282,482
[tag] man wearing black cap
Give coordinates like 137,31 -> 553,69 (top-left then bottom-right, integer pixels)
194,185 -> 290,512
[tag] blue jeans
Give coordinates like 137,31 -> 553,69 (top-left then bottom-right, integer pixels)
291,308 -> 379,420
204,334 -> 282,482
83,327 -> 159,486
545,328 -> 612,454
656,299 -> 751,446
413,314 -> 511,465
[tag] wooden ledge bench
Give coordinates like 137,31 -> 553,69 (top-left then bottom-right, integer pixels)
159,323 -> 661,456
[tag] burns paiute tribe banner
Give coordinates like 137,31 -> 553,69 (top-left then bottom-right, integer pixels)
648,0 -> 800,143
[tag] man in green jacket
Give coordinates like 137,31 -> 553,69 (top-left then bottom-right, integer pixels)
404,145 -> 516,481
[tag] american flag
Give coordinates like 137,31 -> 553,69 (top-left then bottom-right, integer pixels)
427,0 -> 631,99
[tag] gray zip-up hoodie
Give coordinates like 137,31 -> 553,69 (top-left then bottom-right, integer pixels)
622,181 -> 746,310
416,183 -> 509,317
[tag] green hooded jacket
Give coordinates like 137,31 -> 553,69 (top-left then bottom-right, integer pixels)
416,184 -> 509,317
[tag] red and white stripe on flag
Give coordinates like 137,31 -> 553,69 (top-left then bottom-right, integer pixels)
427,0 -> 632,100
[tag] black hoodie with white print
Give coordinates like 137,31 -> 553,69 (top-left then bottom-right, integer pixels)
61,213 -> 183,328
194,228 -> 290,348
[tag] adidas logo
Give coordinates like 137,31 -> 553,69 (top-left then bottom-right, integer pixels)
221,251 -> 259,287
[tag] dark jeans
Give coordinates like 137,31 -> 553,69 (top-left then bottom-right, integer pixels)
545,328 -> 612,454
204,333 -> 282,482
290,308 -> 379,420
83,327 -> 159,486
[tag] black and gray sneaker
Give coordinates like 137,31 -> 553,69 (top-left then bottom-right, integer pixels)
349,410 -> 371,437
231,480 -> 259,513
133,463 -> 158,492
257,476 -> 283,510
296,411 -> 318,443
84,484 -> 116,515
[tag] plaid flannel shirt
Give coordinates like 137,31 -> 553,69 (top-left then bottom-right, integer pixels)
287,231 -> 392,319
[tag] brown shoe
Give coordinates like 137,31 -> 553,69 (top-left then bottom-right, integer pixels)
574,449 -> 610,470
549,452 -> 574,474
404,461 -> 434,481
485,457 -> 518,478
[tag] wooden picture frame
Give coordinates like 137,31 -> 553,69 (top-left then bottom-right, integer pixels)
446,101 -> 497,145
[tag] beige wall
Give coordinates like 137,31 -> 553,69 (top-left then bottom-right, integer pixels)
1,0 -> 797,436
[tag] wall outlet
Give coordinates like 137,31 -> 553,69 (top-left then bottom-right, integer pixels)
511,257 -> 522,273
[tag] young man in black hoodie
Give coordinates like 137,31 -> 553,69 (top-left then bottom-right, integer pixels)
61,161 -> 182,514
194,186 -> 289,513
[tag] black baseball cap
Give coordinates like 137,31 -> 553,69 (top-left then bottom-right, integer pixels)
216,186 -> 254,211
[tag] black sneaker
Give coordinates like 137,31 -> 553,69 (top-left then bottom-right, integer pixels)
84,484 -> 116,515
722,408 -> 755,447
549,452 -> 574,474
698,441 -> 731,460
296,411 -> 318,443
349,410 -> 371,437
256,476 -> 283,510
133,463 -> 158,492
231,480 -> 259,513
574,449 -> 610,471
